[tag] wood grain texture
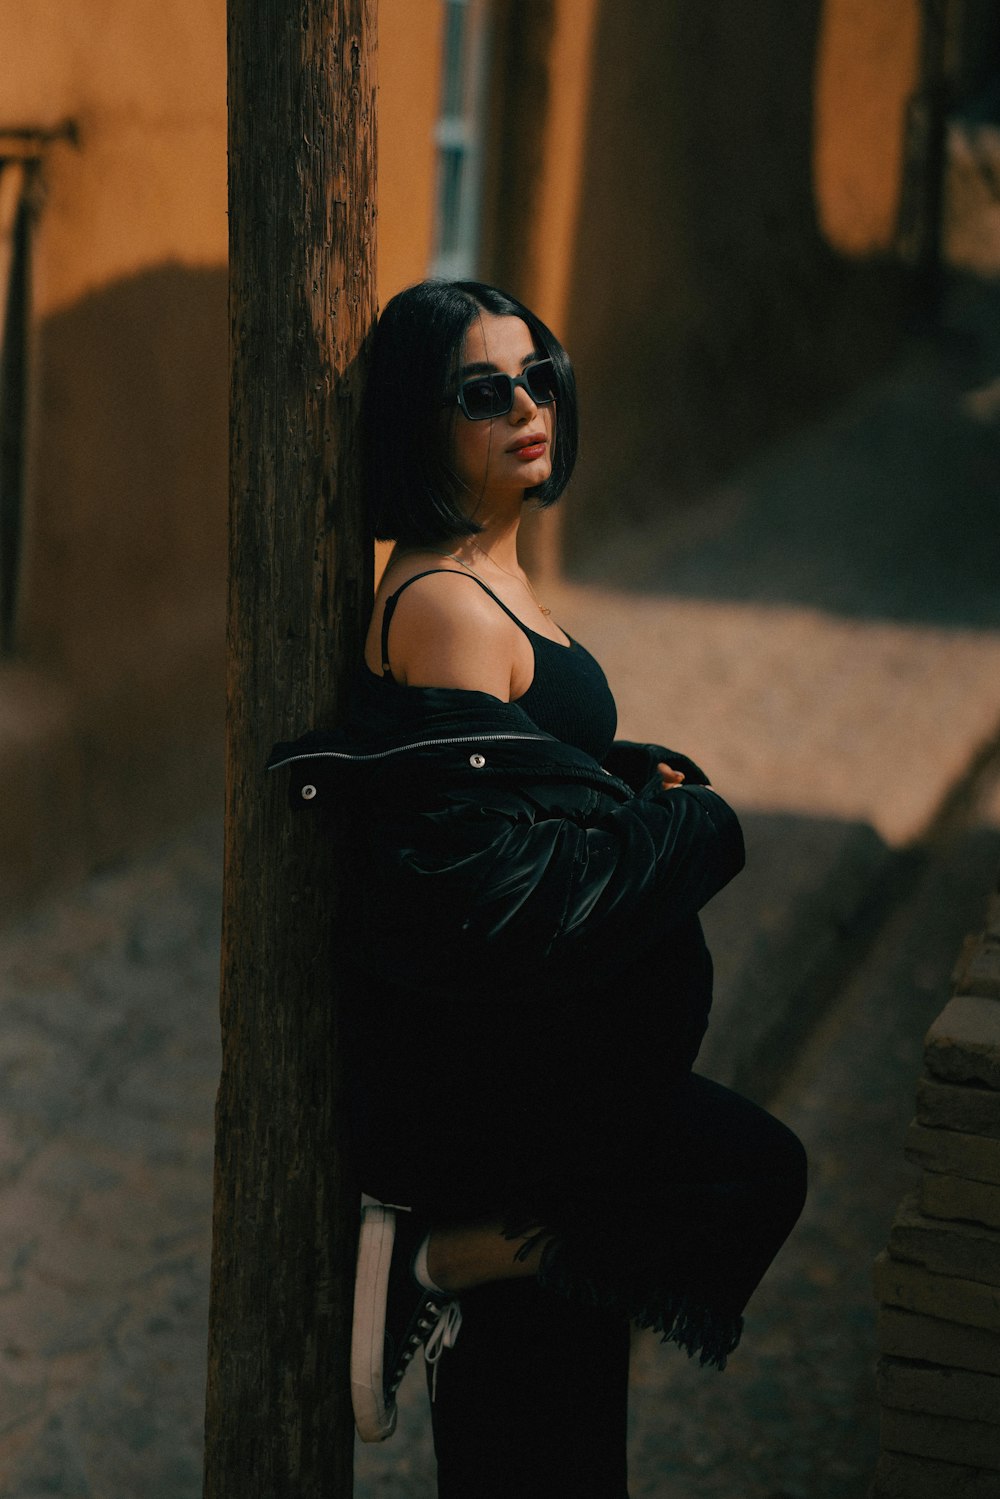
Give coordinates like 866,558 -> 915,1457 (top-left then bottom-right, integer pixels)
205,4 -> 376,1494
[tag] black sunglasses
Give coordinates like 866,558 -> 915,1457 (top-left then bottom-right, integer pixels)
451,358 -> 557,421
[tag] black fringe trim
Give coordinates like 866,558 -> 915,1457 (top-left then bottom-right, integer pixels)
503,1226 -> 744,1372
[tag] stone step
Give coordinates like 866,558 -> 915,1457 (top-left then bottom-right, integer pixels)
924,996 -> 1000,1090
877,1354 -> 1000,1422
873,1249 -> 1000,1333
887,1191 -> 1000,1288
916,1075 -> 1000,1141
921,1172 -> 1000,1231
877,1304 -> 1000,1377
879,1408 -> 1000,1471
872,1448 -> 1000,1499
905,1118 -> 1000,1185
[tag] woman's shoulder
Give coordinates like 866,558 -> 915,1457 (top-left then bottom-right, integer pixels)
376,555 -> 518,639
369,554 -> 527,694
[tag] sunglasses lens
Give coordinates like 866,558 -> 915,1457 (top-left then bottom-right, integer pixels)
525,360 -> 557,404
460,375 -> 508,420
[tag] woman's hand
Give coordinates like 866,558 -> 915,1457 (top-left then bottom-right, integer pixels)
657,761 -> 685,790
658,761 -> 715,792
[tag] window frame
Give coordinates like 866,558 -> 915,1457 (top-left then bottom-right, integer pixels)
429,0 -> 494,281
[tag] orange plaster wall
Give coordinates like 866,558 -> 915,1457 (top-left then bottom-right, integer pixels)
373,0 -> 443,587
516,0 -> 599,581
3,0 -> 227,319
2,1 -> 228,678
1,0 -> 229,896
6,0 -> 443,327
377,0 -> 442,302
813,0 -> 921,255
527,0 -> 599,337
560,1 -> 915,561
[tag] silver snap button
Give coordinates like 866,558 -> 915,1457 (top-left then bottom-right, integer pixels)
469,753 -> 486,769
301,783 -> 317,800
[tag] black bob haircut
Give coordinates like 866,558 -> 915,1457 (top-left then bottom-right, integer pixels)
361,279 -> 578,546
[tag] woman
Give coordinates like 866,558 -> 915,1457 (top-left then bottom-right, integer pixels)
269,280 -> 807,1497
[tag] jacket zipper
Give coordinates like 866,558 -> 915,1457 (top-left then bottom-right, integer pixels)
267,732 -> 550,770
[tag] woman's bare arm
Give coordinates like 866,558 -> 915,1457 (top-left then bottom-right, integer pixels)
381,571 -> 530,700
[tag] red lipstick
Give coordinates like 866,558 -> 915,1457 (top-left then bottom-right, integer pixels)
508,434 -> 547,461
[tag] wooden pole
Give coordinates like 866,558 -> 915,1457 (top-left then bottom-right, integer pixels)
204,3 -> 376,1494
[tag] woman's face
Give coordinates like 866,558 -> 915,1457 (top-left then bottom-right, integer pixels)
448,311 -> 555,510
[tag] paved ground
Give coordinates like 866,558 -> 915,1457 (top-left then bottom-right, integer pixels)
0,828 -> 221,1497
2,279 -> 1000,1495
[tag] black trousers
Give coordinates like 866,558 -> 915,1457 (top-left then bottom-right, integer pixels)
415,1076 -> 808,1499
428,1283 -> 631,1499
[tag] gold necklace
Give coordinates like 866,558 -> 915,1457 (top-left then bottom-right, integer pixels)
395,544 -> 552,617
466,540 -> 552,617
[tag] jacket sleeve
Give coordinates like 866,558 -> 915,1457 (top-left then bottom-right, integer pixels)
366,780 -> 744,992
602,739 -> 712,792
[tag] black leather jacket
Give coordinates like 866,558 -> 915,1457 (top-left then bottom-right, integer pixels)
268,682 -> 744,1032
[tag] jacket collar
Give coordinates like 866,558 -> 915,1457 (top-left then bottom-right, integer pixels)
266,673 -> 632,800
268,678 -> 546,764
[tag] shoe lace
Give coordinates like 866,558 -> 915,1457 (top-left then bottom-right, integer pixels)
424,1299 -> 463,1401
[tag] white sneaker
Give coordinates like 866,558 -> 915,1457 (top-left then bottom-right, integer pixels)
351,1204 -> 462,1442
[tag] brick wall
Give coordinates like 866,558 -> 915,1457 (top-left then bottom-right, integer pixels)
871,875 -> 1000,1497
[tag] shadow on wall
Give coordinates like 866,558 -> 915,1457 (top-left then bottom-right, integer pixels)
24,262 -> 227,671
14,262 -> 228,882
564,0 -> 912,560
567,273 -> 1000,632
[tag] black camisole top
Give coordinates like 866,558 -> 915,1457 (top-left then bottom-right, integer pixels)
374,568 -> 618,763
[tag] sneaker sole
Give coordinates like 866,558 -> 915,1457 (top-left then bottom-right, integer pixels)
351,1204 -> 397,1442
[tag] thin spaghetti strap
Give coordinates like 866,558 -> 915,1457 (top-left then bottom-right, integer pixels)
380,567 -> 532,676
